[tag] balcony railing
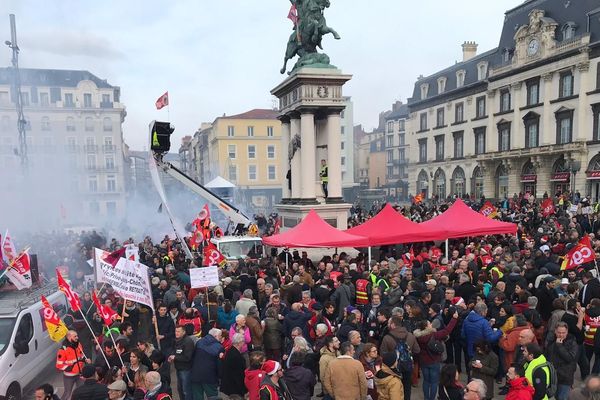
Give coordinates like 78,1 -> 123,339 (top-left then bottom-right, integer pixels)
102,144 -> 116,152
100,101 -> 113,109
84,144 -> 98,153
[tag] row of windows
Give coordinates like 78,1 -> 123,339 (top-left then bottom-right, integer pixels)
228,165 -> 278,181
86,175 -> 118,192
0,115 -> 114,132
421,63 -> 488,99
0,90 -> 112,108
417,109 -> 587,162
386,148 -> 407,163
88,201 -> 118,216
386,119 -> 406,133
418,71 -> 577,131
1,135 -> 114,148
227,125 -> 275,137
386,133 -> 406,147
227,144 -> 276,159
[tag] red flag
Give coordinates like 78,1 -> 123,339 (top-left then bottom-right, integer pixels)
203,242 -> 226,267
479,201 -> 498,219
274,217 -> 281,235
102,247 -> 125,267
561,236 -> 595,271
155,91 -> 169,110
542,198 -> 555,217
41,295 -> 68,342
198,204 -> 210,221
92,291 -> 117,326
6,251 -> 32,290
413,193 -> 424,204
57,269 -> 82,312
287,4 -> 298,26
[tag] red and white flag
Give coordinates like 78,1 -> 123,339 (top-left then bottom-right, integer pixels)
287,4 -> 298,26
92,290 -> 117,326
57,269 -> 82,312
542,198 -> 555,217
2,230 -> 17,263
155,91 -> 169,110
203,242 -> 226,267
561,236 -> 595,271
102,247 -> 126,267
6,251 -> 32,290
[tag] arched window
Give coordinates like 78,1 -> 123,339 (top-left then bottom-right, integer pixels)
417,169 -> 429,195
472,166 -> 484,199
434,168 -> 446,199
496,164 -> 509,199
452,167 -> 465,197
562,22 -> 577,41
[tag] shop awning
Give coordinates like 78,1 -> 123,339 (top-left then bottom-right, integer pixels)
520,174 -> 537,183
262,210 -> 369,248
345,203 -> 445,246
550,172 -> 570,182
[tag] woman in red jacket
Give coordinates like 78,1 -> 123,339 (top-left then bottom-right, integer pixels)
414,311 -> 458,400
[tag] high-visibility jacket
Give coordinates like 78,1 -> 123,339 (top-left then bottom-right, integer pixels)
320,165 -> 328,183
369,273 -> 390,292
356,279 -> 369,305
524,355 -> 550,400
584,312 -> 600,346
490,266 -> 504,280
56,341 -> 86,377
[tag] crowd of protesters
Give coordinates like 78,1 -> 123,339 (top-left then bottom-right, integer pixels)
14,191 -> 600,400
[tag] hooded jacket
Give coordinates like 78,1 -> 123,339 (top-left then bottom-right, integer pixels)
319,347 -> 338,391
244,368 -> 265,400
282,307 -> 312,339
506,377 -> 535,400
414,317 -> 457,366
191,334 -> 224,384
379,326 -> 420,356
374,364 -> 404,400
461,311 -> 502,357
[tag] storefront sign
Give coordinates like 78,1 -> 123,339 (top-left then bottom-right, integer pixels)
550,172 -> 570,182
587,170 -> 600,179
520,174 -> 537,183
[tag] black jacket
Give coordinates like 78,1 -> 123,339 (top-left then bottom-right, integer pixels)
544,334 -> 578,385
580,278 -> 600,307
221,346 -> 247,396
173,335 -> 195,370
156,314 -> 175,352
71,379 -> 109,400
283,365 -> 316,400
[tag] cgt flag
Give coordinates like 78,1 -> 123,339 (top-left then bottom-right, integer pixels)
57,269 -> 82,312
92,290 -> 117,326
6,251 -> 32,290
155,91 -> 169,110
542,198 -> 555,217
203,242 -> 227,267
41,295 -> 68,342
561,236 -> 595,271
479,201 -> 498,219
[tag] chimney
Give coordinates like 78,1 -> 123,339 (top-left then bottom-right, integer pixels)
462,41 -> 478,62
392,100 -> 403,112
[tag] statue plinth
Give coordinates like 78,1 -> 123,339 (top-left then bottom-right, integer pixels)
271,67 -> 352,231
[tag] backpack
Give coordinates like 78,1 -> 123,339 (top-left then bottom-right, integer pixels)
532,361 -> 557,399
394,338 -> 413,373
427,336 -> 445,355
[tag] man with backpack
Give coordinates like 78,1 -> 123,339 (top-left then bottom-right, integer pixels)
379,315 -> 420,400
544,322 -> 577,400
523,343 -> 556,400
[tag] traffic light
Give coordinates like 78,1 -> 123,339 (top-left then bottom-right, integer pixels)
149,120 -> 174,153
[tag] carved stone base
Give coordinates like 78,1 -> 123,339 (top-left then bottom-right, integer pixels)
276,202 -> 352,231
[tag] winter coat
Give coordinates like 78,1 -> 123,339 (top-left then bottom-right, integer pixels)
461,311 -> 502,357
323,355 -> 368,400
500,325 -> 536,367
470,350 -> 499,399
544,333 -> 578,385
245,368 -> 265,400
229,323 -> 252,353
438,383 -> 464,400
217,307 -> 239,329
262,317 -> 284,351
283,365 -> 315,400
221,346 -> 247,396
319,347 -> 338,394
579,277 -> 600,307
246,314 -> 264,348
536,285 -> 557,321
379,326 -> 420,356
155,314 -> 175,353
71,379 -> 108,400
374,363 -> 404,400
235,297 -> 257,316
190,334 -> 224,384
173,335 -> 194,371
414,317 -> 457,366
282,308 -> 312,339
506,377 -> 534,400
331,283 -> 355,319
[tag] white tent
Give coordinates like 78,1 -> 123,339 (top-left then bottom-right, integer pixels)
205,176 -> 236,189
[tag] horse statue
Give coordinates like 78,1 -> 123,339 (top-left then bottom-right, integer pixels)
280,0 -> 341,74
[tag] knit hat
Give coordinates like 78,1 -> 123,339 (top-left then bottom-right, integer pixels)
262,360 -> 281,375
382,352 -> 398,368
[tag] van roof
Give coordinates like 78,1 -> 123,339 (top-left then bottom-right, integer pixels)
0,282 -> 59,317
211,236 -> 262,244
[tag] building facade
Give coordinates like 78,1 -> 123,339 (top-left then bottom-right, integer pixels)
0,68 -> 127,226
384,101 -> 410,200
407,0 -> 600,201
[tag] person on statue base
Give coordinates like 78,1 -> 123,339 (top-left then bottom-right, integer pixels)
319,159 -> 328,199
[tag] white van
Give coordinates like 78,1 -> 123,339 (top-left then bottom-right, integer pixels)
211,236 -> 265,261
0,284 -> 68,400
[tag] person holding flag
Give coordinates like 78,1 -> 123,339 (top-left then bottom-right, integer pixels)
56,330 -> 89,400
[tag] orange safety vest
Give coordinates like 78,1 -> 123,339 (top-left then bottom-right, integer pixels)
56,342 -> 86,377
584,313 -> 600,346
356,279 -> 369,305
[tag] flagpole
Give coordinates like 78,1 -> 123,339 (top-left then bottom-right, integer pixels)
80,307 -> 111,368
152,310 -> 161,351
106,327 -> 131,383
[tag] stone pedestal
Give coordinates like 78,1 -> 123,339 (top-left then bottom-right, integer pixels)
271,67 -> 352,229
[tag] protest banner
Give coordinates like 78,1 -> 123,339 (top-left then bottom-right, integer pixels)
190,266 -> 219,288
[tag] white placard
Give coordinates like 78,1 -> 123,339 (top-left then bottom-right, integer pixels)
94,248 -> 154,310
190,266 -> 219,288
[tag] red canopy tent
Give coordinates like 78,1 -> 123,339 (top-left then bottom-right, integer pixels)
345,203 -> 446,246
420,199 -> 518,239
262,209 -> 369,248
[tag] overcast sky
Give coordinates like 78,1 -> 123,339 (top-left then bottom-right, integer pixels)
1,0 -> 523,150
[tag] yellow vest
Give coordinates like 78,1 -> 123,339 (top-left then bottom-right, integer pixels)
525,355 -> 549,400
490,266 -> 504,280
320,165 -> 328,183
